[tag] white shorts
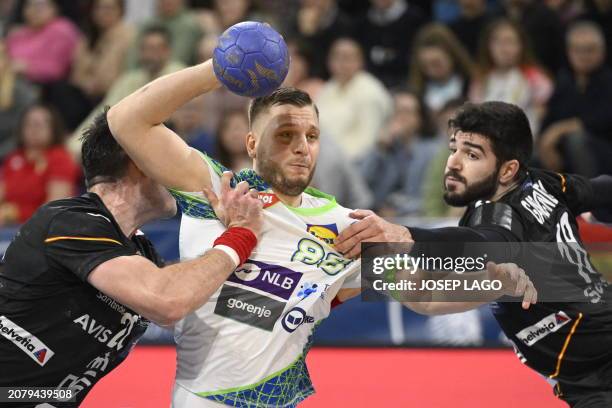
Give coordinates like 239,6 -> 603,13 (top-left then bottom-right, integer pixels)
171,383 -> 226,407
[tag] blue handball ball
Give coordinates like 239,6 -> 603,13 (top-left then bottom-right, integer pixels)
213,21 -> 290,98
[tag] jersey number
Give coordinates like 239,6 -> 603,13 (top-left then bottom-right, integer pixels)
291,238 -> 351,275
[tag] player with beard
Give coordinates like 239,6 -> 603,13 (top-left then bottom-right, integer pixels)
106,60 -> 536,407
336,101 -> 612,408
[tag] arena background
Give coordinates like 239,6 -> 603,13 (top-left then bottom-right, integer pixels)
1,0 -> 612,406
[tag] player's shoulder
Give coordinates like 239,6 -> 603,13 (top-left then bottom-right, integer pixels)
40,193 -> 121,237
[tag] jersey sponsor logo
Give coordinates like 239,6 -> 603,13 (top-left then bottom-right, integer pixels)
227,260 -> 302,300
214,285 -> 285,331
73,312 -> 140,351
258,192 -> 280,208
96,292 -> 127,314
0,315 -> 54,366
515,311 -> 571,346
306,224 -> 338,246
297,282 -> 319,300
520,180 -> 559,224
281,307 -> 314,333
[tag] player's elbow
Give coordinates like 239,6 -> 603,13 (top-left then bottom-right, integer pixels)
149,297 -> 189,326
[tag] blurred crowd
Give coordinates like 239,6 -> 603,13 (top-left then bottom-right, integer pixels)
0,0 -> 611,225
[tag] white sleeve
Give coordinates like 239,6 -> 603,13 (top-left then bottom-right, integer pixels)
340,261 -> 362,289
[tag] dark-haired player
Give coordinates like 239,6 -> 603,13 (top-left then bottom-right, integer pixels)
336,101 -> 612,407
0,111 -> 263,407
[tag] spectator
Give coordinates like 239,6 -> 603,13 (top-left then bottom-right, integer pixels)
214,110 -> 251,172
0,104 -> 79,225
171,95 -> 216,155
359,89 -> 438,216
470,18 -> 553,134
578,0 -> 612,68
214,0 -> 255,29
127,0 -> 203,67
409,23 -> 475,114
6,0 -> 80,84
0,40 -> 37,160
422,98 -> 466,217
503,0 -> 565,74
539,21 -> 612,176
355,0 -> 426,88
71,0 -> 134,106
1,0 -> 17,36
282,39 -> 324,99
287,0 -> 354,79
312,134 -> 374,210
70,25 -> 185,157
317,37 -> 393,160
449,0 -> 492,57
50,0 -> 135,130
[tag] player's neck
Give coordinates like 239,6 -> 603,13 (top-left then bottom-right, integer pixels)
491,180 -> 520,202
274,190 -> 302,207
90,183 -> 149,238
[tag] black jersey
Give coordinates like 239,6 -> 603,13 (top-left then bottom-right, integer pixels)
459,168 -> 612,385
0,193 -> 163,407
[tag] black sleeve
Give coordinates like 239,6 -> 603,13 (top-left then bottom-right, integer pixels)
556,173 -> 612,215
45,210 -> 137,281
409,225 -> 518,244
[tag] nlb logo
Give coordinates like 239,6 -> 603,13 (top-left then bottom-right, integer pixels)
281,307 -> 314,333
307,224 -> 339,246
0,315 -> 54,366
228,260 -> 302,300
515,311 -> 571,346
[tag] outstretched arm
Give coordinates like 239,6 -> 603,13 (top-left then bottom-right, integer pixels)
107,60 -> 221,192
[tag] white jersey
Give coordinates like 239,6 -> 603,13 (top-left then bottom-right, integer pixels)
169,154 -> 361,407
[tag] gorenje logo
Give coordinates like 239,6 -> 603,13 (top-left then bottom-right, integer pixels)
214,285 -> 285,331
227,260 -> 302,300
0,315 -> 54,366
515,311 -> 571,346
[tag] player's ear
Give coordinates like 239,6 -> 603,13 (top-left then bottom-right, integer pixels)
246,131 -> 257,159
499,159 -> 520,185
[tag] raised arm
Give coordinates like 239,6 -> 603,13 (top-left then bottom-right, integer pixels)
107,60 -> 221,191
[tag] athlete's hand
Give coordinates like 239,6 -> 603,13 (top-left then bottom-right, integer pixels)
334,210 -> 413,258
203,171 -> 264,239
486,262 -> 537,310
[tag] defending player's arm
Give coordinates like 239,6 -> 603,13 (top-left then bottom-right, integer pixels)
400,262 -> 536,315
50,174 -> 262,326
106,60 -> 220,192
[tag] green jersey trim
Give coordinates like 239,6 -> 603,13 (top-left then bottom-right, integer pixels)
286,187 -> 338,216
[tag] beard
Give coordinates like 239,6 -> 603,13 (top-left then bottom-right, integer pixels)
257,156 -> 315,197
443,168 -> 499,207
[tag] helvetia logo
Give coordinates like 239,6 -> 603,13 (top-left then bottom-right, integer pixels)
0,315 -> 54,366
515,311 -> 571,347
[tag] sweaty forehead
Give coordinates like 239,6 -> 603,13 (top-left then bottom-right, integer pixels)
451,130 -> 493,150
254,104 -> 319,134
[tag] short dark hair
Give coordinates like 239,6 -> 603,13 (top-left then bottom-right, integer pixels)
80,107 -> 130,188
16,103 -> 66,148
141,24 -> 172,46
448,101 -> 533,178
248,87 -> 318,128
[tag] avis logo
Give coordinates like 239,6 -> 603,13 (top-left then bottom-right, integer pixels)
515,311 -> 571,346
306,224 -> 338,246
281,307 -> 314,333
